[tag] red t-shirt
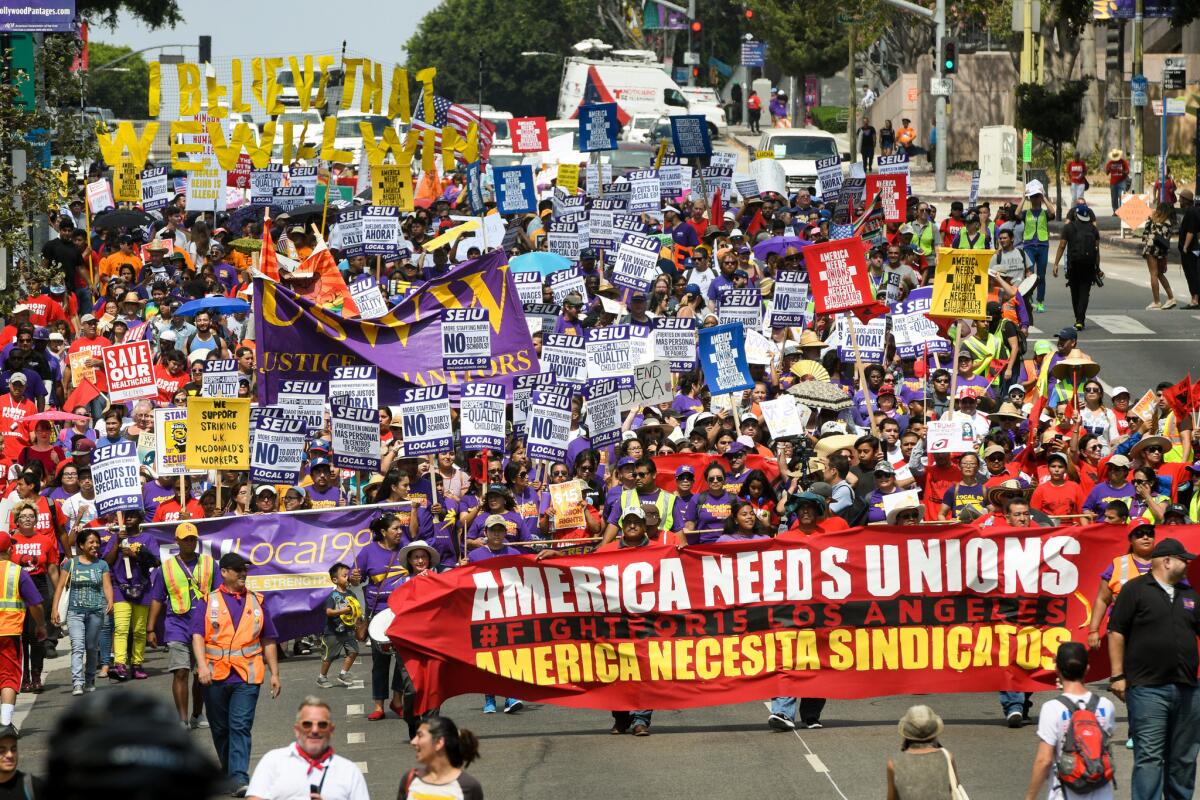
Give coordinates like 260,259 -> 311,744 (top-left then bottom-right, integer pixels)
10,530 -> 60,575
939,218 -> 964,248
68,335 -> 112,391
923,461 -> 962,516
1031,480 -> 1085,523
1105,159 -> 1128,186
22,294 -> 67,328
151,498 -> 206,523
154,364 -> 189,405
1067,160 -> 1087,185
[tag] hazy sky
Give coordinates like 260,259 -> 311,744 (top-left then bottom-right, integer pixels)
90,0 -> 444,64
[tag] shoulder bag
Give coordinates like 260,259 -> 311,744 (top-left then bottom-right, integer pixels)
941,748 -> 969,800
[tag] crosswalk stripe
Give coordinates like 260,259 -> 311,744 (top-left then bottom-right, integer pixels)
1027,325 -> 1043,334
347,732 -> 366,744
356,761 -> 370,774
346,704 -> 364,716
1087,314 -> 1156,335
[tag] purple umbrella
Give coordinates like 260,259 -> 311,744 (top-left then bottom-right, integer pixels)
752,235 -> 812,261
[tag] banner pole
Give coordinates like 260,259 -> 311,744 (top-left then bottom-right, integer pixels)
117,510 -> 131,577
846,314 -> 878,438
179,474 -> 187,514
375,255 -> 381,283
428,456 -> 438,508
946,320 -> 964,421
84,193 -> 94,288
216,478 -> 223,516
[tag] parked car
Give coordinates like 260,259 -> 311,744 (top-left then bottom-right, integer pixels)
755,128 -> 844,194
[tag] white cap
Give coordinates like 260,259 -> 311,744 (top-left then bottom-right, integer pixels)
729,228 -> 744,238
188,350 -> 209,365
1024,179 -> 1045,197
48,332 -> 64,342
621,430 -> 638,441
1110,385 -> 1130,397
819,420 -> 847,436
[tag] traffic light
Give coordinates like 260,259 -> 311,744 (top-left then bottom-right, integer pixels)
942,39 -> 957,74
744,7 -> 753,19
198,35 -> 211,63
1104,22 -> 1122,74
691,66 -> 700,79
690,20 -> 702,33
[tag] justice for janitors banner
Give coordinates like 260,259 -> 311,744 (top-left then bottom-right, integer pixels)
142,504 -> 411,641
388,524 -> 1142,712
255,250 -> 539,406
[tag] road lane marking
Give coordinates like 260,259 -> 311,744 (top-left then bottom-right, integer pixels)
347,732 -> 366,744
1027,325 -> 1043,334
355,761 -> 369,773
347,704 -> 364,716
1087,315 -> 1156,335
762,702 -> 848,799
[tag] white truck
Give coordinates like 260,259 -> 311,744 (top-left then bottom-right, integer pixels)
557,53 -> 696,135
755,128 -> 844,195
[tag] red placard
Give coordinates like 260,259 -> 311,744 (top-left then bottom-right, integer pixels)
803,236 -> 873,314
865,174 -> 907,224
510,117 -> 549,153
388,524 -> 1142,713
227,153 -> 252,189
101,340 -> 157,403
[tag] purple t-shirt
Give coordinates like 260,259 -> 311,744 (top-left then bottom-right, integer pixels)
17,572 -> 41,607
671,394 -> 703,419
1083,482 -> 1136,516
715,533 -> 769,543
467,544 -> 526,563
511,486 -> 543,538
402,501 -> 459,569
466,510 -> 529,543
354,542 -> 408,613
188,589 -> 278,685
148,554 -> 220,644
142,481 -> 178,522
306,484 -> 343,508
104,532 -> 159,605
688,491 -> 736,543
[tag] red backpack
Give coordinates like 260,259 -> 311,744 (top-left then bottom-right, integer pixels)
1055,694 -> 1114,793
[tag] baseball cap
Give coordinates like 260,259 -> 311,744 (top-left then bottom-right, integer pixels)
684,283 -> 702,295
80,313 -> 97,324
309,457 -> 331,469
1186,461 -> 1200,474
1164,503 -> 1190,520
984,444 -> 1008,459
1046,451 -> 1069,465
218,552 -> 249,571
1033,340 -> 1053,356
1151,537 -> 1196,560
484,514 -> 508,529
1107,454 -> 1131,468
8,372 -> 26,385
1109,386 -> 1130,398
675,465 -> 696,478
580,248 -> 597,259
563,292 -> 584,307
617,456 -> 637,468
175,522 -> 199,540
48,332 -> 64,343
254,485 -> 277,496
955,386 -> 980,400
11,304 -> 28,315
1057,327 -> 1078,341
732,269 -> 748,279
873,462 -> 895,476
620,506 -> 646,521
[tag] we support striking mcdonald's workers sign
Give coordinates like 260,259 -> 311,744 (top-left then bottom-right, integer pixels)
931,249 -> 991,320
388,524 -> 1142,713
185,397 -> 251,471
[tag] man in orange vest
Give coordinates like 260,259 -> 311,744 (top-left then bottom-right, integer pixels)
191,552 -> 280,797
0,532 -> 46,736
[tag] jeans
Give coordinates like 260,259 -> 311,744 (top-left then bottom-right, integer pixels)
770,696 -> 826,724
112,601 -> 148,666
1111,182 -> 1123,213
1126,683 -> 1200,800
66,608 -> 104,687
998,691 -> 1033,716
1025,243 -> 1050,302
371,644 -> 405,702
204,681 -> 260,786
99,611 -> 113,667
612,710 -> 653,729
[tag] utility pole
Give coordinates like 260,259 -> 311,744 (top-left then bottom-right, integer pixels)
848,25 -> 857,163
1131,0 -> 1144,192
687,0 -> 697,87
875,0 -> 942,190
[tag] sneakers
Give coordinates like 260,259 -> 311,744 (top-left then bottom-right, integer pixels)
316,674 -> 333,688
367,709 -> 386,721
337,671 -> 354,686
1034,302 -> 1045,313
132,667 -> 148,680
85,684 -> 96,693
191,714 -> 209,729
804,721 -> 823,729
1006,711 -> 1024,728
1074,322 -> 1084,331
482,697 -> 497,714
1163,297 -> 1178,309
233,785 -> 249,798
72,684 -> 84,696
503,698 -> 524,713
767,713 -> 796,731
110,664 -> 128,681
1126,737 -> 1134,750
1147,301 -> 1163,310
29,673 -> 42,693
43,645 -> 58,660
631,724 -> 650,736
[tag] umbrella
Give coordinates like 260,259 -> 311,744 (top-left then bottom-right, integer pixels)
509,252 -> 573,278
92,209 -> 157,232
175,297 -> 251,318
787,380 -> 852,412
226,237 -> 262,254
752,235 -> 811,261
24,410 -> 89,423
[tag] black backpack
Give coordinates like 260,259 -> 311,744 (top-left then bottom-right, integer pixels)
1067,223 -> 1100,264
837,494 -> 870,527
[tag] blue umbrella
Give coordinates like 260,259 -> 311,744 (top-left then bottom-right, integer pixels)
175,297 -> 251,317
752,235 -> 812,261
509,252 -> 573,278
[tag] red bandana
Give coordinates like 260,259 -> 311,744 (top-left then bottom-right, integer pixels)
294,744 -> 334,775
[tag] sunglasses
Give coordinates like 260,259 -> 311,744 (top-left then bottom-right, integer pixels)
551,471 -> 568,478
1144,446 -> 1164,453
1133,531 -> 1155,539
706,475 -> 724,482
634,471 -> 652,478
677,474 -> 694,481
299,720 -> 331,731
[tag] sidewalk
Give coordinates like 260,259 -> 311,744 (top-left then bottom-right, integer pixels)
725,124 -> 1145,254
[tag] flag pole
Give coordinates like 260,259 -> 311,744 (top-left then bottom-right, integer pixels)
946,320 -> 964,420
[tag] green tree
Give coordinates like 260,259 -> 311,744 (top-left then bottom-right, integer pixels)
1016,80 -> 1088,218
405,0 -> 619,117
77,0 -> 182,28
85,41 -> 150,118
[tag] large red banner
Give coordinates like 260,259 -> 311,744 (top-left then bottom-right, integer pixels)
389,524 -> 1179,713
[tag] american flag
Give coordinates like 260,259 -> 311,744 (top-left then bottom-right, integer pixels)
411,92 -> 496,160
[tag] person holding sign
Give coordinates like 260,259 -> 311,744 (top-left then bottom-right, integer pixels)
102,509 -> 159,682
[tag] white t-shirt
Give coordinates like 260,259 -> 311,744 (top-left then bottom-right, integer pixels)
1035,691 -> 1116,800
245,745 -> 370,800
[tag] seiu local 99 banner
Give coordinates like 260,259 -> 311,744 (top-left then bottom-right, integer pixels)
388,524 -> 1164,713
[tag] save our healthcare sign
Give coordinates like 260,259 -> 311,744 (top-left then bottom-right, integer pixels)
92,441 -> 143,517
102,341 -> 157,403
698,323 -> 754,395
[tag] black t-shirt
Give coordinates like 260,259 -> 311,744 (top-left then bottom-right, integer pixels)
41,239 -> 82,288
1061,221 -> 1099,268
0,771 -> 45,799
1178,206 -> 1200,251
1108,572 -> 1200,688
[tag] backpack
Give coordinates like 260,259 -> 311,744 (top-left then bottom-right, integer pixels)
1067,223 -> 1100,265
836,493 -> 870,527
1054,694 -> 1114,794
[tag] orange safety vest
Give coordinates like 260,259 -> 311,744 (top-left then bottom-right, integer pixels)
0,561 -> 25,636
1106,554 -> 1148,597
203,590 -> 265,684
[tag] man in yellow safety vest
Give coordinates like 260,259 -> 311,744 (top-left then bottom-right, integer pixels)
601,457 -> 683,544
0,532 -> 45,736
148,522 -> 219,729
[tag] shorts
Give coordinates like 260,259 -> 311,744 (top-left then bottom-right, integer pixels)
167,640 -> 197,672
0,636 -> 22,692
322,633 -> 358,662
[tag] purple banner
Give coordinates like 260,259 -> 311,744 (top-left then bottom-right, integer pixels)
255,250 -> 539,406
141,504 -> 411,641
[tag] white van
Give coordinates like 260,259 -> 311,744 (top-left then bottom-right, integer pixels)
276,66 -> 344,117
756,128 -> 844,195
678,87 -> 727,139
332,110 -> 395,165
557,56 -> 691,129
